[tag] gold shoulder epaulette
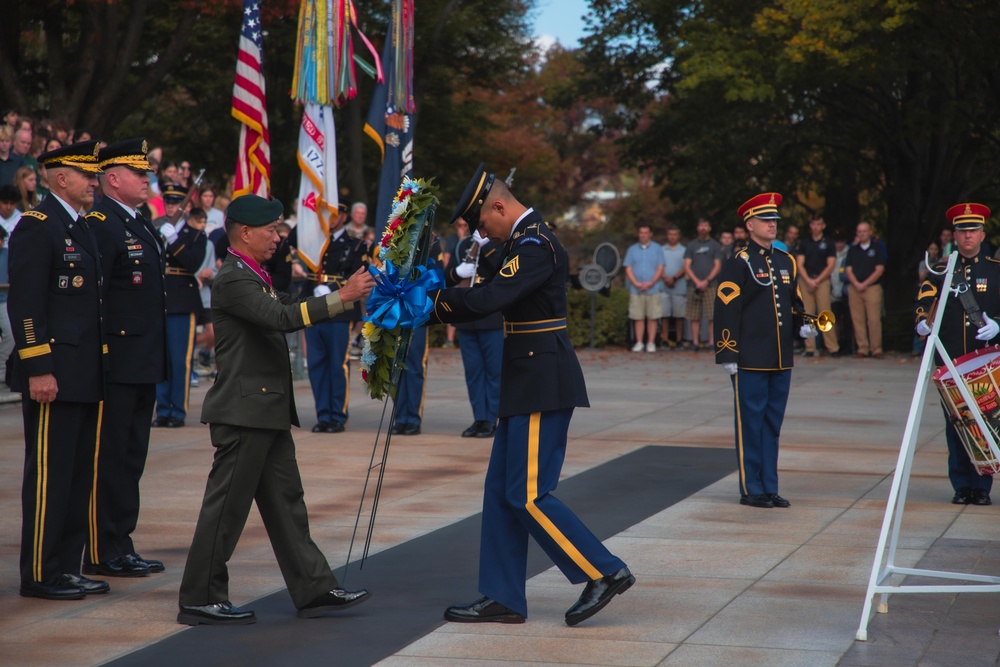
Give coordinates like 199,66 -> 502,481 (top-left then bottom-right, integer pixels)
986,256 -> 1000,264
86,211 -> 106,221
737,250 -> 749,260
22,210 -> 47,220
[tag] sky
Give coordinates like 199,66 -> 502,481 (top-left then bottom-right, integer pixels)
533,0 -> 590,50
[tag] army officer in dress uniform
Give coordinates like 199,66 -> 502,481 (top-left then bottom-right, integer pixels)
84,138 -> 167,578
305,202 -> 368,433
428,164 -> 634,627
714,193 -> 815,509
914,203 -> 1000,505
9,141 -> 112,599
177,194 -> 374,625
153,183 -> 205,427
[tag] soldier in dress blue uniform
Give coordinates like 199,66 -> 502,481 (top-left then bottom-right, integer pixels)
82,138 -> 167,579
153,183 -> 206,427
428,164 -> 633,626
445,230 -> 504,438
305,202 -> 368,433
9,141 -> 113,599
914,202 -> 1000,505
714,193 -> 814,509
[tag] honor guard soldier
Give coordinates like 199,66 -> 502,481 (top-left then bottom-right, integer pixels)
83,138 -> 167,578
915,203 -> 1000,505
9,141 -> 112,599
305,202 -> 368,433
445,229 -> 504,438
715,193 -> 814,509
153,183 -> 206,427
428,164 -> 634,626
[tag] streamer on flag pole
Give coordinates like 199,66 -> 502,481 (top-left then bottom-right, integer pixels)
232,0 -> 271,197
296,103 -> 338,272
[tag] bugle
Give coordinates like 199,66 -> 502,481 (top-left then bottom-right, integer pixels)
798,310 -> 836,332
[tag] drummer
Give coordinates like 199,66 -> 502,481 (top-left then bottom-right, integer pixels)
915,202 -> 1000,505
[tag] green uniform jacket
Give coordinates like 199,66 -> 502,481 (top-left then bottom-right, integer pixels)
201,252 -> 347,429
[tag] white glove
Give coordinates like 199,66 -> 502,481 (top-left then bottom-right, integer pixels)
915,320 -> 932,337
159,222 -> 178,243
977,315 -> 999,341
455,262 -> 476,279
799,324 -> 818,339
472,230 -> 489,247
313,285 -> 332,297
723,363 -> 738,375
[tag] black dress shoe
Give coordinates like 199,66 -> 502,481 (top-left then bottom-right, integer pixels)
740,494 -> 774,508
952,488 -> 974,505
20,578 -> 86,600
131,553 -> 165,573
401,423 -> 421,435
151,416 -> 170,427
473,421 -> 497,438
768,494 -> 791,508
390,423 -> 407,435
444,596 -> 525,623
60,573 -> 110,595
165,418 -> 185,428
565,566 -> 635,626
312,421 -> 329,433
324,421 -> 345,433
177,601 -> 257,626
971,489 -> 993,506
297,588 -> 371,618
462,421 -> 485,437
83,554 -> 150,577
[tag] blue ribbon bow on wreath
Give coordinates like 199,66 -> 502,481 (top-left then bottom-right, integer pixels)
364,259 -> 444,330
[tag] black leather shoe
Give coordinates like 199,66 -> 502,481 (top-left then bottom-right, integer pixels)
952,488 -> 974,505
401,423 -> 421,436
131,553 -> 165,573
473,421 -> 497,438
324,421 -> 345,433
390,423 -> 407,435
177,601 -> 256,626
165,418 -> 185,428
740,494 -> 774,508
83,554 -> 150,577
768,494 -> 791,508
971,489 -> 993,506
60,573 -> 110,595
444,596 -> 525,623
462,421 -> 485,437
565,567 -> 635,627
297,588 -> 371,618
151,417 -> 170,427
20,578 -> 86,600
312,422 -> 329,433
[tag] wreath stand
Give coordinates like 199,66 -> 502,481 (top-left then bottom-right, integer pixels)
856,251 -> 1000,640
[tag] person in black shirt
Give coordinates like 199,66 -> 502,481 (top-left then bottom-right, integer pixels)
845,221 -> 886,358
795,217 -> 839,357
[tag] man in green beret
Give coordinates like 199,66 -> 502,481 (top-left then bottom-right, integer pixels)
177,194 -> 375,625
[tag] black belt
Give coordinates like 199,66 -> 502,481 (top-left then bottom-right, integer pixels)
504,318 -> 566,335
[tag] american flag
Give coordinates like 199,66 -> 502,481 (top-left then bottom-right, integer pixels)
232,0 -> 271,197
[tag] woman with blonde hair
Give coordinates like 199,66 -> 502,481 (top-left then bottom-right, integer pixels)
12,166 -> 38,211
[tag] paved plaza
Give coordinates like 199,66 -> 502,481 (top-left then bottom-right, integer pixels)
1,347 -> 998,666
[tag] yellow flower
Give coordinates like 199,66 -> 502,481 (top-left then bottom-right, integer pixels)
362,321 -> 377,338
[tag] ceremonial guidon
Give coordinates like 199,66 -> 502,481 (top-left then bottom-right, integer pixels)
427,164 -> 633,627
84,138 -> 167,578
154,182 -> 206,427
915,202 -> 1000,505
305,202 -> 368,433
714,192 -> 808,509
9,141 -> 112,599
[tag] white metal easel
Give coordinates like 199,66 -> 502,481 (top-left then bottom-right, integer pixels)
856,251 -> 1000,641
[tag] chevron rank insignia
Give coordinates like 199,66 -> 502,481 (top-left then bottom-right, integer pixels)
500,256 -> 520,278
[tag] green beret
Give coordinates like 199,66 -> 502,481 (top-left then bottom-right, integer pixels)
226,194 -> 283,227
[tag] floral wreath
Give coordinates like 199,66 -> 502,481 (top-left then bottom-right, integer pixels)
360,177 -> 441,400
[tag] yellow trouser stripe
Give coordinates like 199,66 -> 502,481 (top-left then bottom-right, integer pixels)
183,314 -> 195,412
88,401 -> 104,559
524,412 -> 602,580
341,329 -> 351,417
416,333 -> 430,419
33,404 -> 50,581
734,375 -> 747,495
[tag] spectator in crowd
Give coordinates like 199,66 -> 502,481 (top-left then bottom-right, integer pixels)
684,217 -> 723,351
939,228 -> 955,256
3,109 -> 18,130
732,225 -> 748,253
659,224 -> 688,350
187,208 -> 218,382
0,225 -> 10,389
783,223 -> 800,256
13,127 -> 37,173
13,166 -> 39,212
346,202 -> 372,240
177,160 -> 194,189
796,216 -> 840,357
845,221 -> 886,359
159,161 -> 179,190
0,126 -> 25,186
197,185 -> 225,233
624,224 -> 664,352
719,230 -> 735,260
830,230 -> 853,355
73,130 -> 93,143
0,185 -> 21,236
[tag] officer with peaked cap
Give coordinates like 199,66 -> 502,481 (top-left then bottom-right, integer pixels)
715,193 -> 813,509
8,141 -> 112,599
82,138 -> 167,578
915,202 -> 1000,505
178,194 -> 375,625
426,163 -> 634,627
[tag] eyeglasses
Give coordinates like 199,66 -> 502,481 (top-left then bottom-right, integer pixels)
180,164 -> 191,171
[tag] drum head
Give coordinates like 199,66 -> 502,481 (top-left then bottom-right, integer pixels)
935,344 -> 1000,382
593,242 -> 621,278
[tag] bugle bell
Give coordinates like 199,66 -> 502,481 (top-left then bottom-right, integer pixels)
800,310 -> 836,332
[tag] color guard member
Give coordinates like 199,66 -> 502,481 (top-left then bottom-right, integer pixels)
914,203 -> 1000,505
714,193 -> 814,509
429,164 -> 633,626
9,141 -> 111,599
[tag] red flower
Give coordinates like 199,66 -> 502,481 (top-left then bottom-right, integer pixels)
362,369 -> 368,382
399,189 -> 413,199
389,219 -> 401,231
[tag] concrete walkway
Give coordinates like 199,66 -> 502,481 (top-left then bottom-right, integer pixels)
0,348 -> 997,666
